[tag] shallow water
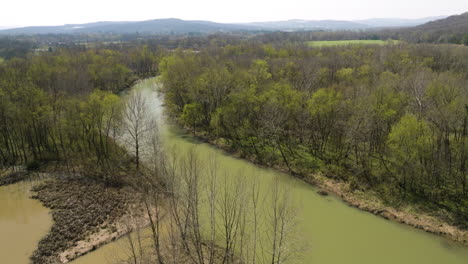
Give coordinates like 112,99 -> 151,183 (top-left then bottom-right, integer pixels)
73,78 -> 468,263
0,180 -> 52,264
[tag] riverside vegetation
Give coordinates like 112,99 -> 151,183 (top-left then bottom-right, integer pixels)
0,31 -> 467,263
0,44 -> 305,263
159,43 -> 468,230
0,45 -> 163,263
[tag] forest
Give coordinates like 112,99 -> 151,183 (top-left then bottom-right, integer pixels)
0,45 -> 162,182
0,22 -> 468,263
160,43 -> 468,226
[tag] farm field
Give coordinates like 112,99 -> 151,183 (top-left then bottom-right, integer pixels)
307,39 -> 399,46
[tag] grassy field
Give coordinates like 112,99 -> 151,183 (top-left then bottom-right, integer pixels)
307,40 -> 399,47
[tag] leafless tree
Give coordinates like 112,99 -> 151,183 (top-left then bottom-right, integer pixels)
118,134 -> 306,264
121,91 -> 157,171
206,154 -> 219,264
218,171 -> 247,264
265,177 -> 305,264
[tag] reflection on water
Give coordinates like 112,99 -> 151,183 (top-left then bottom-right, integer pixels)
0,181 -> 52,264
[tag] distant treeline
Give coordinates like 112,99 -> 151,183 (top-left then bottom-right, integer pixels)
402,12 -> 468,45
254,28 -> 468,45
249,13 -> 468,45
1,14 -> 467,60
2,31 -> 466,65
0,38 -> 37,59
0,33 -> 248,59
160,43 -> 468,226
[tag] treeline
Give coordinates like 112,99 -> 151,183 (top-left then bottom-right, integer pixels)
0,45 -> 161,182
0,33 -> 248,56
252,13 -> 468,45
0,38 -> 37,59
253,29 -> 468,46
400,12 -> 468,45
160,43 -> 468,225
253,30 -> 384,43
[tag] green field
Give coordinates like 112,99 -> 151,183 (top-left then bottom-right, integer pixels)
307,39 -> 398,47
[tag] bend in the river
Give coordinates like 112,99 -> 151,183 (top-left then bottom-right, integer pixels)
71,77 -> 468,264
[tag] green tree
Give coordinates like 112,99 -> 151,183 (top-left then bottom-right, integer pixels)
181,103 -> 205,135
307,88 -> 342,155
463,34 -> 468,46
387,114 -> 432,193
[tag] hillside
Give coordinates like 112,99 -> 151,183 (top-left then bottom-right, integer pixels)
243,19 -> 369,30
0,19 -> 260,35
355,16 -> 447,28
402,12 -> 468,43
0,16 -> 452,36
415,12 -> 468,31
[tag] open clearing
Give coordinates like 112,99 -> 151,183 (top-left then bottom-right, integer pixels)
307,40 -> 398,46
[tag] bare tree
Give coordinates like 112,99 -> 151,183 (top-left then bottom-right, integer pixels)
119,135 -> 306,264
184,150 -> 206,264
207,154 -> 219,264
265,177 -> 305,264
122,218 -> 146,264
219,171 -> 246,264
121,91 -> 157,171
249,175 -> 261,264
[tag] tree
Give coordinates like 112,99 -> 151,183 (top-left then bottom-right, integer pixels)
181,103 -> 204,135
463,34 -> 468,46
387,114 -> 432,193
267,177 -> 303,264
121,90 -> 157,171
307,88 -> 342,155
81,90 -> 122,165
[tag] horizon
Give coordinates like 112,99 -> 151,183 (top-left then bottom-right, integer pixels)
0,14 -> 457,30
1,0 -> 467,29
1,1 -> 468,264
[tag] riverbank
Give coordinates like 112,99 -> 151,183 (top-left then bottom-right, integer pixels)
314,175 -> 468,246
29,178 -> 145,263
0,171 -> 35,186
180,129 -> 468,246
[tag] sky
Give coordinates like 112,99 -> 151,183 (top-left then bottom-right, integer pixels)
1,0 -> 467,28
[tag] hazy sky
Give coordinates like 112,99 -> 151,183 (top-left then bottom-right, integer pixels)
1,0 -> 467,28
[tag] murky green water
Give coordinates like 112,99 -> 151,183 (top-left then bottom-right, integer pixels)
0,180 -> 52,264
74,78 -> 468,264
2,78 -> 466,264
163,129 -> 468,264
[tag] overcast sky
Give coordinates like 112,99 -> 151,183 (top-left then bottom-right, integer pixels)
1,0 -> 467,28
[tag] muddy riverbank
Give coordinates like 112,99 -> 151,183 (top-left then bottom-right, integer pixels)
315,175 -> 468,245
180,129 -> 468,246
0,171 -> 35,186
30,178 -> 144,263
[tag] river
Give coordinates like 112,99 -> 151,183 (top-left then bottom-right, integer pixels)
73,78 -> 468,264
1,78 -> 467,264
0,180 -> 52,263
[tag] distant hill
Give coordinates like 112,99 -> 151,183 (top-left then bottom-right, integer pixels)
355,16 -> 447,28
238,17 -> 447,31
0,16 -> 455,36
243,19 -> 369,30
414,12 -> 468,32
0,19 -> 260,35
399,12 -> 468,43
